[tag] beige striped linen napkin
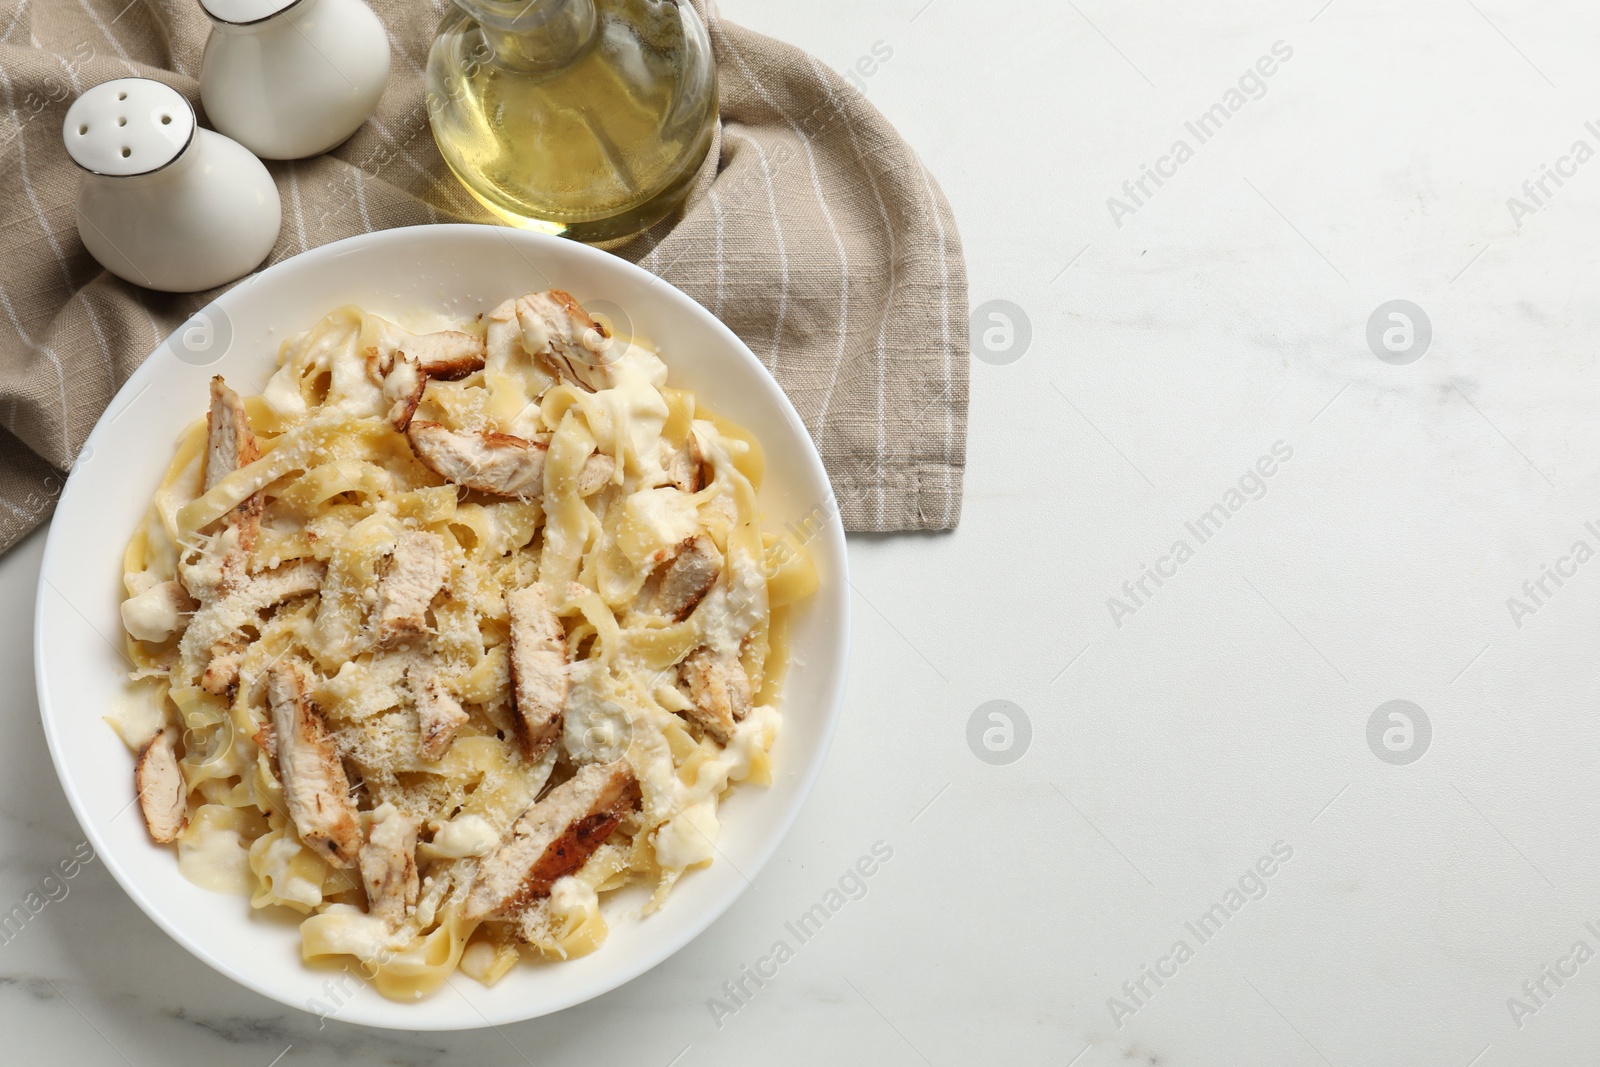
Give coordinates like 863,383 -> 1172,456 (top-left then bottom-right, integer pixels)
0,0 -> 968,555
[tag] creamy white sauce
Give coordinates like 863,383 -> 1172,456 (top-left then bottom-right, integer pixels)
177,815 -> 255,895
647,705 -> 779,871
654,799 -> 719,869
119,581 -> 184,643
105,689 -> 167,752
263,313 -> 385,420
426,814 -> 499,859
256,833 -> 324,908
326,348 -> 384,418
548,874 -> 599,928
591,346 -> 669,481
261,367 -> 307,420
563,661 -> 634,764
304,903 -> 396,958
694,554 -> 768,657
622,487 -> 700,558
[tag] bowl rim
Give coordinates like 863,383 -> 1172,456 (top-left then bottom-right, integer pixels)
32,223 -> 851,1030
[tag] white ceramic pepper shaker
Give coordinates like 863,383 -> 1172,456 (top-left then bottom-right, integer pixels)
198,0 -> 391,160
64,78 -> 282,293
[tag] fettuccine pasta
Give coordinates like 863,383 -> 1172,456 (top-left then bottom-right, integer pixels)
112,289 -> 818,1000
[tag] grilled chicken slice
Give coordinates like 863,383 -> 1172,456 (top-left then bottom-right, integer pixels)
507,583 -> 568,760
249,559 -> 325,602
200,638 -> 246,698
206,377 -> 260,492
515,290 -> 614,392
381,351 -> 426,431
365,329 -> 486,383
373,530 -> 449,645
359,803 -> 420,928
649,536 -> 723,622
196,558 -> 324,694
678,647 -> 752,744
206,376 -> 262,548
667,436 -> 705,493
268,662 -> 361,868
576,453 -> 616,496
462,760 -> 640,920
414,668 -> 469,760
406,421 -> 547,498
253,722 -> 278,764
135,726 -> 187,843
120,579 -> 193,643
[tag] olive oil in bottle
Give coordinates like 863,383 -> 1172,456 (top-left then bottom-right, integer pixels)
426,0 -> 718,244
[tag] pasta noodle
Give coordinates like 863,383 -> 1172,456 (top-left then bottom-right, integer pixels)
112,289 -> 813,1000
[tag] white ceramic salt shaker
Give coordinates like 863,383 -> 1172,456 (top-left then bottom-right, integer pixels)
199,0 -> 391,160
64,78 -> 282,294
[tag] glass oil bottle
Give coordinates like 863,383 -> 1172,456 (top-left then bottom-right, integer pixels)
426,0 -> 718,244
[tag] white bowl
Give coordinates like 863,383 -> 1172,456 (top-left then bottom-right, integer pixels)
33,225 -> 850,1030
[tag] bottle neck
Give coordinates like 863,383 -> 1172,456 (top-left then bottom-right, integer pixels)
454,0 -> 597,72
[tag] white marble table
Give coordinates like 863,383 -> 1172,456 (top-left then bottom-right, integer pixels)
8,0 -> 1600,1063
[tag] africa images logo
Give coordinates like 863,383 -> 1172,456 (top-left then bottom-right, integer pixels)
1106,442 -> 1294,628
1106,41 -> 1295,228
1106,841 -> 1294,1028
